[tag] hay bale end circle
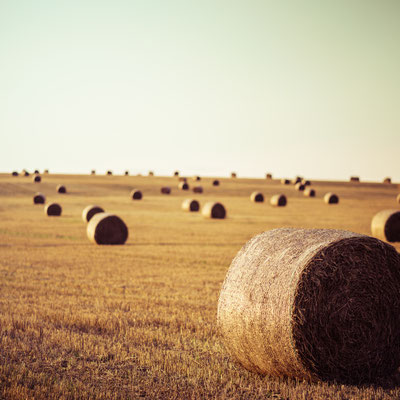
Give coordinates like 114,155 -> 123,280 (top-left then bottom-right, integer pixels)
270,194 -> 287,206
57,185 -> 66,194
304,188 -> 316,197
371,210 -> 400,242
324,193 -> 339,204
33,193 -> 45,204
202,202 -> 226,219
179,182 -> 189,190
33,175 -> 41,183
250,192 -> 264,202
182,199 -> 200,212
82,205 -> 105,223
130,189 -> 143,200
212,180 -> 220,186
87,213 -> 128,245
45,203 -> 62,216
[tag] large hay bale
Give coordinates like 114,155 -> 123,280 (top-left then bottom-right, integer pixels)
182,199 -> 200,212
87,213 -> 128,245
45,203 -> 62,216
250,192 -> 264,202
304,188 -> 316,197
217,228 -> 400,383
33,175 -> 41,183
281,179 -> 290,185
193,186 -> 203,193
161,186 -> 171,194
350,176 -> 360,182
266,173 -> 272,179
324,192 -> 339,204
179,182 -> 189,190
130,189 -> 142,200
202,202 -> 226,219
33,193 -> 45,204
57,185 -> 66,194
212,180 -> 220,186
82,205 -> 104,223
270,194 -> 286,206
371,210 -> 400,242
295,183 -> 305,191
12,171 -> 18,176
383,177 -> 392,184
231,172 -> 237,178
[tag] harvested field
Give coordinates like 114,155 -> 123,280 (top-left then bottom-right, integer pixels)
1,173 -> 400,399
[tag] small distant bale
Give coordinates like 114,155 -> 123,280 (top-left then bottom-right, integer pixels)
33,193 -> 45,204
174,171 -> 179,176
148,171 -> 154,176
179,182 -> 189,190
304,188 -> 316,197
24,171 -> 30,176
91,170 -> 96,175
130,189 -> 142,200
57,185 -> 66,194
302,179 -> 311,186
44,169 -> 49,174
292,177 -> 302,184
125,170 -> 129,176
231,172 -> 237,178
34,170 -> 39,174
383,177 -> 392,184
371,210 -> 400,242
161,187 -> 171,194
33,175 -> 41,183
250,192 -> 264,202
12,171 -> 18,176
45,203 -> 62,216
295,183 -> 305,191
193,186 -> 203,193
107,170 -> 113,175
182,199 -> 200,212
87,213 -> 128,245
270,194 -> 287,207
202,202 -> 226,219
281,179 -> 290,185
213,180 -> 220,186
350,176 -> 360,182
324,192 -> 339,204
82,205 -> 104,223
217,228 -> 400,384
193,176 -> 201,181
266,173 -> 272,179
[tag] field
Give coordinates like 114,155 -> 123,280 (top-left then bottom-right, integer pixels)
1,172 -> 400,400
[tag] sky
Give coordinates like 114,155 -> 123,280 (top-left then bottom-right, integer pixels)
0,0 -> 399,181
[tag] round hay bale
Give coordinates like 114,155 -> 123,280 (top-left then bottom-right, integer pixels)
281,179 -> 290,185
45,203 -> 62,216
87,213 -> 128,245
130,189 -> 142,200
148,171 -> 154,176
12,171 -> 19,176
174,171 -> 179,176
304,188 -> 316,197
107,170 -> 113,175
295,183 -> 305,191
292,177 -> 302,184
193,186 -> 203,193
82,205 -> 104,223
33,193 -> 45,204
202,202 -> 226,219
34,169 -> 39,174
383,177 -> 392,184
250,192 -> 264,202
301,179 -> 311,186
213,179 -> 220,186
231,172 -> 237,178
217,228 -> 400,383
125,170 -> 129,176
44,169 -> 49,174
350,176 -> 360,182
179,182 -> 189,190
270,194 -> 287,206
91,170 -> 96,175
161,186 -> 171,194
24,171 -> 30,177
371,210 -> 400,242
324,192 -> 339,204
193,176 -> 201,181
33,175 -> 41,183
266,173 -> 272,179
397,194 -> 400,204
182,199 -> 200,212
57,185 -> 66,194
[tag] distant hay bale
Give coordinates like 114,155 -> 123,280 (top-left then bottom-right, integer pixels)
350,176 -> 360,182
231,172 -> 237,178
371,210 -> 400,242
250,192 -> 264,202
295,183 -> 305,191
24,171 -> 30,176
324,192 -> 339,204
12,171 -> 18,176
281,179 -> 290,185
125,170 -> 129,176
213,180 -> 220,186
57,185 -> 66,194
397,194 -> 400,204
45,203 -> 62,216
34,170 -> 39,174
202,202 -> 226,219
292,177 -> 302,184
304,188 -> 316,197
33,175 -> 41,183
270,194 -> 287,206
33,193 -> 45,204
148,171 -> 154,176
193,176 -> 201,181
193,186 -> 203,193
383,177 -> 392,184
87,213 -> 128,245
91,170 -> 96,175
182,199 -> 200,212
266,173 -> 272,179
107,170 -> 113,175
301,179 -> 311,186
174,171 -> 179,176
130,189 -> 142,200
161,186 -> 171,194
217,228 -> 400,383
44,169 -> 49,174
179,182 -> 189,190
82,205 -> 104,223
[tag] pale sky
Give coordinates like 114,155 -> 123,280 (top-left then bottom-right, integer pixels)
1,1 -> 399,181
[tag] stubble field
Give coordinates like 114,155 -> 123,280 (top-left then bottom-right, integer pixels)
0,172 -> 399,400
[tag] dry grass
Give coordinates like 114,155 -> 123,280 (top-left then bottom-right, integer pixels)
1,173 -> 400,399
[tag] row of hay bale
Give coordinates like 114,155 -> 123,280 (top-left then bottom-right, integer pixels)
182,199 -> 226,219
250,191 -> 338,204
